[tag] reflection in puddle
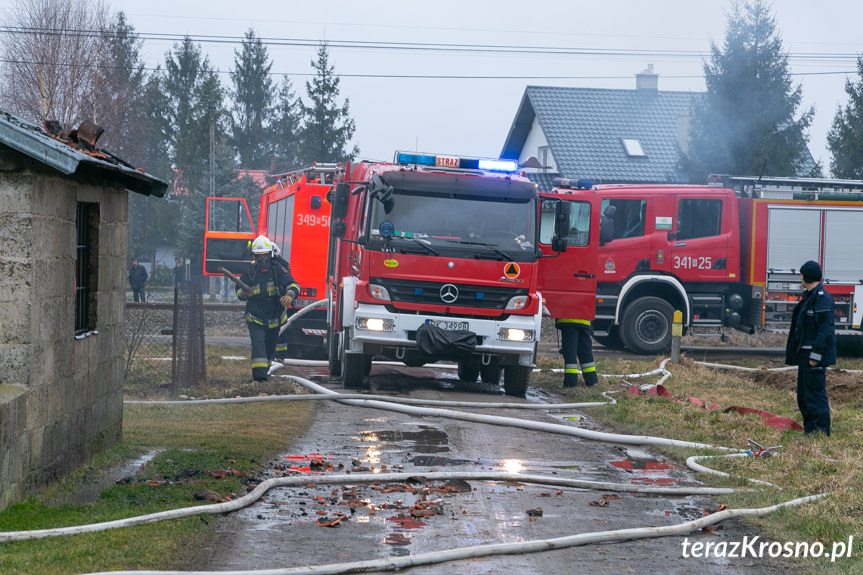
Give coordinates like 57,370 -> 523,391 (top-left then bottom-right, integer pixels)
609,458 -> 683,485
281,453 -> 339,474
501,459 -> 524,474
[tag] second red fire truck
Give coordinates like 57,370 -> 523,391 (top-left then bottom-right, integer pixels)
538,175 -> 863,355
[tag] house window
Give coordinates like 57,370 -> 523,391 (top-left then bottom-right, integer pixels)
538,146 -> 550,171
622,138 -> 646,157
75,202 -> 99,334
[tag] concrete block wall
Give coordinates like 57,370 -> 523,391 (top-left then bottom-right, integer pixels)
0,167 -> 128,510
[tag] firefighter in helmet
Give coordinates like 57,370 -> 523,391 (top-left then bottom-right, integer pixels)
237,235 -> 301,382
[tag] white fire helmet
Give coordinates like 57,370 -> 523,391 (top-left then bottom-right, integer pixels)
250,235 -> 275,255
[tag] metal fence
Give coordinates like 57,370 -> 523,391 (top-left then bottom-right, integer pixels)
171,282 -> 206,390
124,282 -> 206,394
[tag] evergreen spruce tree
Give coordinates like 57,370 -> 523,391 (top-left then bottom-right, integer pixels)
299,42 -> 359,163
230,29 -> 275,170
827,57 -> 863,179
271,75 -> 304,173
94,12 -> 148,162
95,13 -> 172,264
163,37 -> 234,268
680,0 -> 817,182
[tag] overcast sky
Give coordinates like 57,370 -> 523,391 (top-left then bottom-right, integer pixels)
105,0 -> 863,175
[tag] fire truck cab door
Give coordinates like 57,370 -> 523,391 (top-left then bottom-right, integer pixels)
537,197 -> 598,320
665,194 -> 732,282
203,197 -> 256,276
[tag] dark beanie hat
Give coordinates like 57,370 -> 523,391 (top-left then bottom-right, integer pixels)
800,260 -> 822,283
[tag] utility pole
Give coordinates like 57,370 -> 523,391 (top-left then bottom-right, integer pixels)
209,101 -> 215,197
209,101 -> 218,300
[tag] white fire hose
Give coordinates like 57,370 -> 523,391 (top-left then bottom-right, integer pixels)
0,358 -> 831,575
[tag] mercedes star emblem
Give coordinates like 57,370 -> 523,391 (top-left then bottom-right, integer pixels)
439,283 -> 459,304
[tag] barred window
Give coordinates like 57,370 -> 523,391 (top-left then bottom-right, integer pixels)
75,202 -> 99,334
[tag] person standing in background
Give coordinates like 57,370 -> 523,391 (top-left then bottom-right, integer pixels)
128,258 -> 148,302
785,260 -> 836,436
174,257 -> 185,287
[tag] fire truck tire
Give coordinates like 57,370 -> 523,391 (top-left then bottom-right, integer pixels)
503,365 -> 530,397
621,296 -> 674,355
327,330 -> 342,378
593,327 -> 624,350
480,360 -> 502,384
343,352 -> 371,389
457,359 -> 480,383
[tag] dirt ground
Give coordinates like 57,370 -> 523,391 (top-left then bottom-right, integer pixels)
744,365 -> 861,406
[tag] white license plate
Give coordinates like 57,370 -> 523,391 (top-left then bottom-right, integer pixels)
426,319 -> 469,331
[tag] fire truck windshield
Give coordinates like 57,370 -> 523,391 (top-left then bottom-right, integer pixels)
368,187 -> 536,261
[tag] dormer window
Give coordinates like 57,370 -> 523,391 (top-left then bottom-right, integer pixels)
622,138 -> 646,157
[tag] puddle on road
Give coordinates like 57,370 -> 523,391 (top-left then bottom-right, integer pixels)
608,455 -> 685,486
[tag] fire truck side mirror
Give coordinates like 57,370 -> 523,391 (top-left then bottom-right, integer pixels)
331,220 -> 347,238
554,200 -> 571,238
332,183 -> 350,220
551,237 -> 568,253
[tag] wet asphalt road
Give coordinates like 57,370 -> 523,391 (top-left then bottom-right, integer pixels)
201,363 -> 793,575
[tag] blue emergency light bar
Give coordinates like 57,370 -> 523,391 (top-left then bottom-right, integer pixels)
553,177 -> 594,190
395,151 -> 517,173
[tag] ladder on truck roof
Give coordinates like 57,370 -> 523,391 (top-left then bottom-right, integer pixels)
271,162 -> 341,186
708,174 -> 863,200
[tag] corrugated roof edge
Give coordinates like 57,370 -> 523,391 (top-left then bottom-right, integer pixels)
0,110 -> 167,197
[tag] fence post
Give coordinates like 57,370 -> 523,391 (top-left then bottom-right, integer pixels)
671,310 -> 683,364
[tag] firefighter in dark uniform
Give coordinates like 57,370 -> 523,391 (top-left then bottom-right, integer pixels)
237,235 -> 301,382
556,318 -> 598,387
785,260 -> 835,436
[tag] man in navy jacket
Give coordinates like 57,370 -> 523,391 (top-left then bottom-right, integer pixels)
785,260 -> 836,436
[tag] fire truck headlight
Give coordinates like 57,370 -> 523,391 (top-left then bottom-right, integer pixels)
356,317 -> 394,332
368,284 -> 391,301
499,328 -> 534,342
505,295 -> 528,310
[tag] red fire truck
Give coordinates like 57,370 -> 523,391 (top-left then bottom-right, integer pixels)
538,175 -> 863,355
203,151 -> 572,396
203,164 -> 336,359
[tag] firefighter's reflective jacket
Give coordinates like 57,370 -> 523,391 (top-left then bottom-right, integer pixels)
237,257 -> 300,327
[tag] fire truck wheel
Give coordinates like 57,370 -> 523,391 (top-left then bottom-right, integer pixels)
503,365 -> 530,397
592,327 -> 624,349
621,296 -> 674,355
457,359 -> 480,383
480,359 -> 502,384
343,353 -> 371,389
328,330 -> 342,378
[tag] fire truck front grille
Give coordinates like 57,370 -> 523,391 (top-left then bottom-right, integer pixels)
372,277 -> 527,310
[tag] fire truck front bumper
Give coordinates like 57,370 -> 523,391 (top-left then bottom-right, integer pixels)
347,303 -> 541,366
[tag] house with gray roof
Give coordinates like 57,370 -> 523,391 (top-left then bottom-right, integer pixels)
501,66 -> 695,193
501,65 -> 817,192
0,109 -> 166,510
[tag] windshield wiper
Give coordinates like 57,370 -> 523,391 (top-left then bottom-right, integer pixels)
448,240 -> 514,261
388,236 -> 440,256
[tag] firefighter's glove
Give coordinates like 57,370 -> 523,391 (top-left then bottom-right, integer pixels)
280,294 -> 294,308
239,288 -> 253,300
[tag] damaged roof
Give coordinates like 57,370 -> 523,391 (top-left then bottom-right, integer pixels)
0,109 -> 167,197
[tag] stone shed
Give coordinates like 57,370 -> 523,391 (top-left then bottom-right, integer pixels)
0,110 -> 166,510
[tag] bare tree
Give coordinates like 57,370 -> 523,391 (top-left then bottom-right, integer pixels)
0,0 -> 109,129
